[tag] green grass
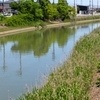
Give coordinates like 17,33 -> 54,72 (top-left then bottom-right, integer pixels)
63,15 -> 100,22
0,21 -> 49,32
0,26 -> 29,32
75,15 -> 100,21
16,24 -> 100,100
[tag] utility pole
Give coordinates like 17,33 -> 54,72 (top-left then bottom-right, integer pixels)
74,0 -> 75,8
92,0 -> 93,15
2,0 -> 4,14
73,0 -> 76,21
97,0 -> 98,11
81,0 -> 82,5
74,0 -> 76,15
53,0 -> 54,4
89,0 -> 91,7
89,0 -> 91,14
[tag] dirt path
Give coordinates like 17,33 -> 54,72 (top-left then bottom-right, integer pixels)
0,26 -> 37,37
89,71 -> 100,100
0,19 -> 100,37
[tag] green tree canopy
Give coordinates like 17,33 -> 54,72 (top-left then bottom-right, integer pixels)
57,0 -> 75,21
10,0 -> 43,20
45,4 -> 59,20
10,1 -> 19,10
9,0 -> 76,26
58,0 -> 68,5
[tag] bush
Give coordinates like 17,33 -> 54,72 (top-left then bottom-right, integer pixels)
0,15 -> 6,21
5,14 -> 34,26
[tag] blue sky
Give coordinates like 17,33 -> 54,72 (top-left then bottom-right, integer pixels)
50,0 -> 99,7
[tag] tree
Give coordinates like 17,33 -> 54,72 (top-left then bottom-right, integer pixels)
58,0 -> 68,5
38,0 -> 50,20
10,2 -> 19,10
18,1 -> 31,13
46,4 -> 59,20
32,2 -> 43,20
38,0 -> 50,6
57,0 -> 73,21
17,1 -> 43,20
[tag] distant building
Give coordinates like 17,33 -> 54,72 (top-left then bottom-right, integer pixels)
0,1 -> 12,13
77,5 -> 89,14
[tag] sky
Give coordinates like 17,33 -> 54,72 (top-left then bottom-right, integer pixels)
50,0 -> 99,7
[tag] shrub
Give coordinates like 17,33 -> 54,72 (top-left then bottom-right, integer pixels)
0,15 -> 6,21
5,14 -> 34,26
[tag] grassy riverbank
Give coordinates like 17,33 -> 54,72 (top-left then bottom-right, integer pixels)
0,17 -> 100,37
0,20 -> 49,32
0,15 -> 100,33
16,24 -> 100,99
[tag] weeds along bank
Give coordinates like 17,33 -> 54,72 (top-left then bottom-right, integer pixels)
75,15 -> 100,21
17,27 -> 100,99
1,14 -> 100,27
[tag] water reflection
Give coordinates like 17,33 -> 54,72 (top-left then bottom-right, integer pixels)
0,26 -> 76,86
17,52 -> 22,76
0,26 -> 75,57
52,43 -> 55,60
3,44 -> 6,71
0,24 -> 97,74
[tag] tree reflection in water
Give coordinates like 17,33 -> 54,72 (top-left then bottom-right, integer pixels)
0,26 -> 75,73
3,44 -> 6,71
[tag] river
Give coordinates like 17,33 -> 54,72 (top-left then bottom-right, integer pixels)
0,22 -> 100,100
